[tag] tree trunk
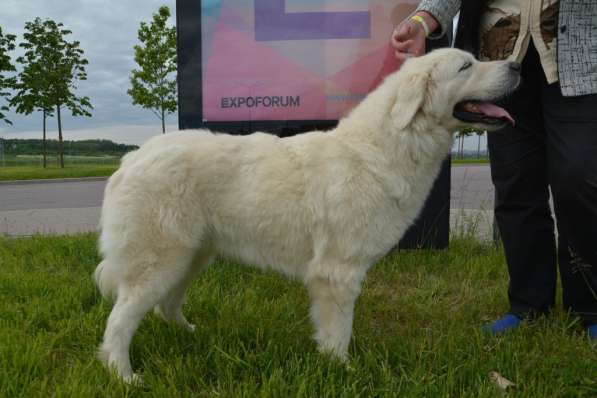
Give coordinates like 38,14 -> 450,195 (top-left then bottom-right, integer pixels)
42,110 -> 47,168
477,134 -> 481,158
57,104 -> 64,168
161,106 -> 165,134
459,134 -> 464,158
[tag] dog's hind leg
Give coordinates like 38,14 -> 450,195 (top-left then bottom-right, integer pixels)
98,246 -> 198,383
306,272 -> 362,361
153,247 -> 214,332
99,290 -> 152,384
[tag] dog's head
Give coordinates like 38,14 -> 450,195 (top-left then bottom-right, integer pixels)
390,48 -> 521,132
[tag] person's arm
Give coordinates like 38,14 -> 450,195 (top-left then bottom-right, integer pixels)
391,0 -> 460,62
391,11 -> 439,61
415,0 -> 461,39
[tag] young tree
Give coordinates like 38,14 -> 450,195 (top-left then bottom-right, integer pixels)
10,20 -> 53,167
454,131 -> 464,158
456,128 -> 474,158
128,6 -> 177,134
0,26 -> 16,125
12,18 -> 92,168
476,130 -> 485,158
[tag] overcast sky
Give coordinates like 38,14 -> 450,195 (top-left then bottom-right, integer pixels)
0,0 -> 177,145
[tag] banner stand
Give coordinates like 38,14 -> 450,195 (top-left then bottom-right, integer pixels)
177,0 -> 451,249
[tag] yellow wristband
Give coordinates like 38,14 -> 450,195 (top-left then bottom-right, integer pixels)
410,15 -> 430,37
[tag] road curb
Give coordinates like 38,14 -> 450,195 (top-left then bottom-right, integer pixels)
0,176 -> 109,186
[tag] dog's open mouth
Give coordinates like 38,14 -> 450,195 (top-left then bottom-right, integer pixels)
453,101 -> 515,126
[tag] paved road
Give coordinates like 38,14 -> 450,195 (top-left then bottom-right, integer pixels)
451,164 -> 494,210
0,165 -> 496,237
0,179 -> 105,211
0,165 -> 494,211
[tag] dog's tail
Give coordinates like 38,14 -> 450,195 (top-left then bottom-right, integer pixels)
94,260 -> 119,301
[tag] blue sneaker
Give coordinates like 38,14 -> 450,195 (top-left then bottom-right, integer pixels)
588,324 -> 597,341
484,314 -> 521,335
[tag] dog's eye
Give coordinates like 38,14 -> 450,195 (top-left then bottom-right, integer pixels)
459,61 -> 473,72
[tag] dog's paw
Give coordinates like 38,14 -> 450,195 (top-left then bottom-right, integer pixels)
317,345 -> 349,363
153,306 -> 166,319
123,373 -> 144,386
176,316 -> 196,332
97,346 -> 110,366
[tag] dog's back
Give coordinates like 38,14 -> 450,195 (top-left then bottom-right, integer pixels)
96,130 -> 334,288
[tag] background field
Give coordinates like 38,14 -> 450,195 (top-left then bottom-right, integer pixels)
0,155 -> 490,182
451,157 -> 489,165
0,234 -> 595,397
0,138 -> 132,180
0,136 -> 490,182
0,154 -> 120,167
0,155 -> 119,181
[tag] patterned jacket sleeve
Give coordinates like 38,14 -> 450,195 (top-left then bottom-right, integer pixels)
415,0 -> 461,39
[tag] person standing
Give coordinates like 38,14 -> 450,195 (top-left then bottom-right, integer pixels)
392,0 -> 597,340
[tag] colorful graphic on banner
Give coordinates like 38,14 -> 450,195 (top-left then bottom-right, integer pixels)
202,0 -> 417,121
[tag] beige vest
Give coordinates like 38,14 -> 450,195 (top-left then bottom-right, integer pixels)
479,0 -> 559,84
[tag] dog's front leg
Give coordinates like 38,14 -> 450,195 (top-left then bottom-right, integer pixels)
306,274 -> 362,360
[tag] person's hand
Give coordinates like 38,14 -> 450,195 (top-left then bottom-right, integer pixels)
391,12 -> 438,62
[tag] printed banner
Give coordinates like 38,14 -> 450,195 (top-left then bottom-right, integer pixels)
201,0 -> 418,121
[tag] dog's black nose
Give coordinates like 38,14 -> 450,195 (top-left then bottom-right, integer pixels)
509,62 -> 521,72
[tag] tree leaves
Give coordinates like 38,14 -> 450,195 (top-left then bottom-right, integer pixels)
9,18 -> 93,168
0,26 -> 16,125
128,6 -> 177,133
11,18 -> 92,118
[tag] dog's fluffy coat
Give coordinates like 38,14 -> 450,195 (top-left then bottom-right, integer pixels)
95,49 -> 519,382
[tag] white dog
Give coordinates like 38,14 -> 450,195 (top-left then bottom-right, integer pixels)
95,48 -> 520,382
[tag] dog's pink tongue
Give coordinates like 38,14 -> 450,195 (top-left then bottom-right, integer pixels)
476,102 -> 515,126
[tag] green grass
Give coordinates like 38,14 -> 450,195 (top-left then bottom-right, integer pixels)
452,157 -> 490,165
0,164 -> 118,181
0,234 -> 595,397
0,154 -> 119,181
1,154 -> 121,167
0,156 -> 488,182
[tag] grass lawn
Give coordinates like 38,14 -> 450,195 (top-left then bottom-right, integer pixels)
0,234 -> 595,397
0,164 -> 118,181
0,154 -> 119,181
452,157 -> 490,165
0,156 -> 488,182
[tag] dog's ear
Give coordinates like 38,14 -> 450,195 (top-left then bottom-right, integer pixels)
390,72 -> 429,131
